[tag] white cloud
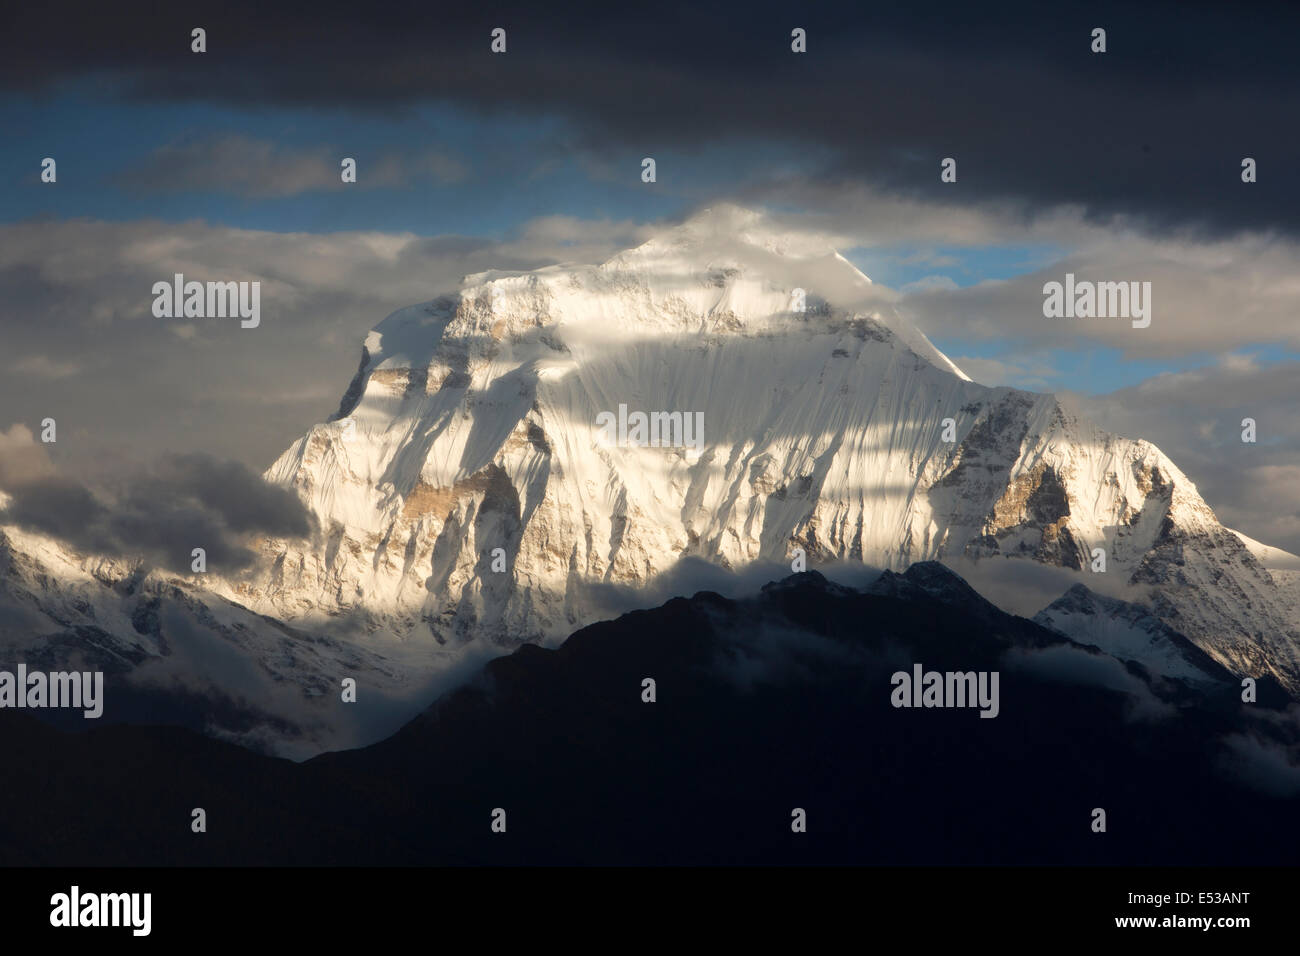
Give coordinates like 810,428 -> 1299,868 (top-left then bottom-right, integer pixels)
1077,358 -> 1300,554
898,274 -> 959,295
896,234 -> 1300,359
726,184 -> 1300,359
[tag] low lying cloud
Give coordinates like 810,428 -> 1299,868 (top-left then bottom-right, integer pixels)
941,555 -> 1154,618
0,426 -> 312,573
1217,732 -> 1300,798
1001,644 -> 1176,723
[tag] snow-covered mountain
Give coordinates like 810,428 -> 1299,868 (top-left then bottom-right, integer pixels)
1032,583 -> 1235,690
0,504 -> 420,757
209,204 -> 1299,691
3,204 -> 1299,755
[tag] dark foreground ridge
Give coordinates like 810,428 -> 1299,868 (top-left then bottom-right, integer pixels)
0,562 -> 1295,865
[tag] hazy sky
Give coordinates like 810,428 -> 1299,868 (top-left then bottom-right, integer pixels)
1,0 -> 1298,551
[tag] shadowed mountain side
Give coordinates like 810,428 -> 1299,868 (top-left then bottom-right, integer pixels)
0,563 -> 1295,866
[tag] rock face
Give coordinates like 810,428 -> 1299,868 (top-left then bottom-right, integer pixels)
211,205 -> 1298,691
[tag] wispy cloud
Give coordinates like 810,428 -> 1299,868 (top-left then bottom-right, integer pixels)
115,134 -> 467,197
10,355 -> 81,379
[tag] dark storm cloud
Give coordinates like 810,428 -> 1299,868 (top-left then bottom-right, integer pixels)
0,446 -> 314,573
2,477 -> 114,549
114,135 -> 468,197
4,0 -> 1298,234
135,454 -> 313,537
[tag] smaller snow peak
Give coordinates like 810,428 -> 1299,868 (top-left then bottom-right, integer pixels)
868,562 -> 1005,619
761,569 -> 831,595
1056,583 -> 1100,612
903,560 -> 968,587
904,561 -> 987,604
760,570 -> 859,605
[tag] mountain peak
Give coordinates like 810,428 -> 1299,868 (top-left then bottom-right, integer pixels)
232,210 -> 1300,710
608,203 -> 864,276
